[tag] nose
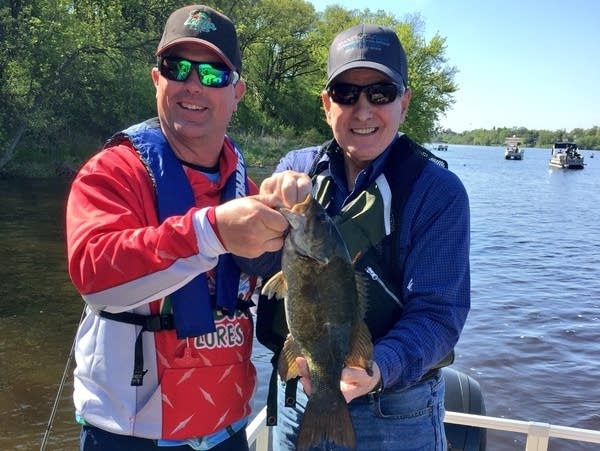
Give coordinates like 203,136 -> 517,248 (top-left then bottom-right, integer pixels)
353,92 -> 373,121
184,68 -> 204,92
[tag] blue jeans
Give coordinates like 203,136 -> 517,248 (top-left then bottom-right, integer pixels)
273,371 -> 446,451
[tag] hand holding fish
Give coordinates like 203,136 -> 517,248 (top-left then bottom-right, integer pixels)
259,170 -> 312,208
340,363 -> 382,402
213,172 -> 311,257
213,197 -> 291,258
296,357 -> 382,403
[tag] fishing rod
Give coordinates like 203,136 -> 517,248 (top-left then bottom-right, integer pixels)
39,305 -> 86,451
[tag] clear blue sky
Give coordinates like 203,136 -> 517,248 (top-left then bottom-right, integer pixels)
308,0 -> 600,132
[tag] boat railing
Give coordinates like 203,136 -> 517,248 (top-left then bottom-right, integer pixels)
246,406 -> 600,451
444,411 -> 600,451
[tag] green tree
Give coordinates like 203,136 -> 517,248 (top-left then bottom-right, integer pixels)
237,0 -> 323,134
397,14 -> 457,143
0,0 -> 467,174
0,0 -> 174,171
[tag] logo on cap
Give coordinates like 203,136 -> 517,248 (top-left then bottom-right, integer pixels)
341,31 -> 393,54
184,10 -> 217,34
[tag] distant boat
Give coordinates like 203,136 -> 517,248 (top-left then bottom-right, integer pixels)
504,136 -> 523,160
436,144 -> 448,151
549,142 -> 584,169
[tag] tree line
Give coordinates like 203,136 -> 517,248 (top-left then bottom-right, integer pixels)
435,126 -> 600,150
0,0 -> 457,175
3,1 -> 596,177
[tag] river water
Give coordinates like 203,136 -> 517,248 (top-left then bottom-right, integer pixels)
1,145 -> 599,450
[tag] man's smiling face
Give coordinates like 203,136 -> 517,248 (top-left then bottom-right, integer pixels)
151,43 -> 245,165
321,67 -> 411,171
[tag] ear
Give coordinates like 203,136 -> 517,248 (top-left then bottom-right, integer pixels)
231,79 -> 246,112
399,87 -> 412,122
234,79 -> 246,101
321,90 -> 333,124
151,67 -> 160,88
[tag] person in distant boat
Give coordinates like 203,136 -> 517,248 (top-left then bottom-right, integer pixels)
65,5 -> 309,450
257,23 -> 471,450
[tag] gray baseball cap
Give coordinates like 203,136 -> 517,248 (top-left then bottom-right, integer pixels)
326,24 -> 408,88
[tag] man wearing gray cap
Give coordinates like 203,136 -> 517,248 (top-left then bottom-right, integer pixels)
66,5 -> 310,450
261,23 -> 470,450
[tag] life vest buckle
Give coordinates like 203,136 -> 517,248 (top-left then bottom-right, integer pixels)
145,314 -> 174,332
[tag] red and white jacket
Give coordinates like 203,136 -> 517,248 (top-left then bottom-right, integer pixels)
66,126 -> 258,440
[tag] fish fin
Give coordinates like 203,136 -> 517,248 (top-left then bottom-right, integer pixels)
277,335 -> 302,380
261,271 -> 287,300
353,270 -> 370,318
296,389 -> 356,451
346,320 -> 373,375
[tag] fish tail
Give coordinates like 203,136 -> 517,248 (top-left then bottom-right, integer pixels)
296,390 -> 356,451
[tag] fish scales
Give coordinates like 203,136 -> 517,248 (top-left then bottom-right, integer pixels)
262,194 -> 372,451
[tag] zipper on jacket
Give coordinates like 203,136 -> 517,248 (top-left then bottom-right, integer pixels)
364,266 -> 403,308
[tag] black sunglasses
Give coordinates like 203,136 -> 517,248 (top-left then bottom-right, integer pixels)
158,56 -> 239,88
327,82 -> 405,105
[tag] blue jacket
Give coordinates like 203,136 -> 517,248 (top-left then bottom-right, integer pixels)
275,134 -> 471,389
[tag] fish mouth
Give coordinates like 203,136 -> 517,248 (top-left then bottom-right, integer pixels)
290,194 -> 312,213
279,207 -> 298,228
280,194 -> 312,229
281,194 -> 331,264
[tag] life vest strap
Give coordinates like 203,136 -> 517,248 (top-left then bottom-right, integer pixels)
99,311 -> 175,331
98,300 -> 254,387
98,311 -> 176,386
266,354 -> 280,426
